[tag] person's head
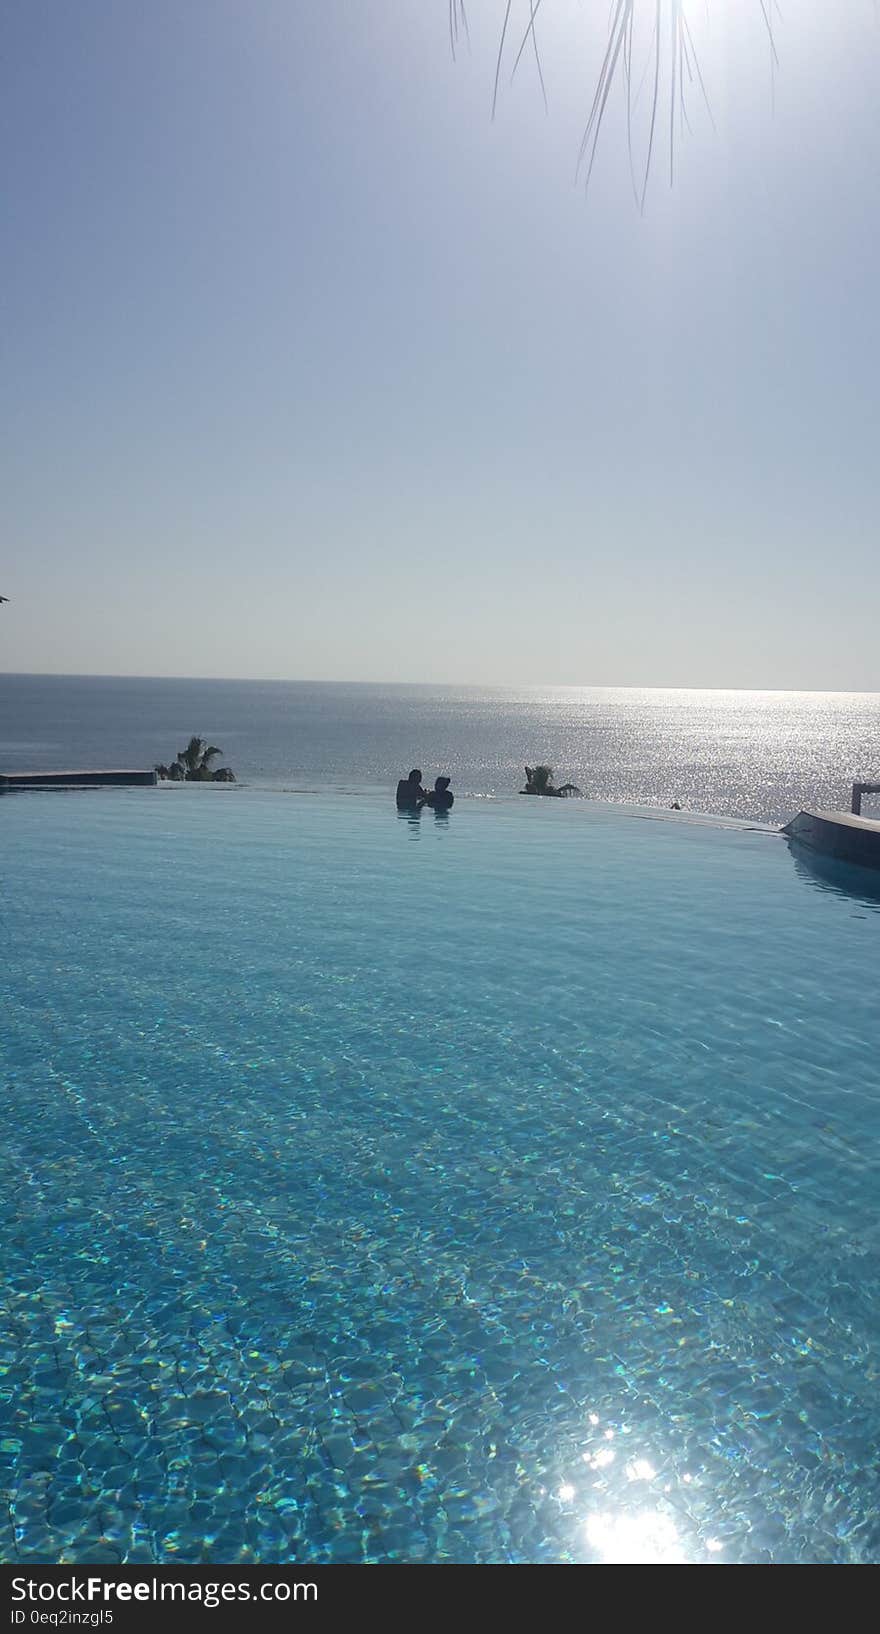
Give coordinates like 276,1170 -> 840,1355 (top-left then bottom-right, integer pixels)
408,768 -> 422,785
435,776 -> 450,791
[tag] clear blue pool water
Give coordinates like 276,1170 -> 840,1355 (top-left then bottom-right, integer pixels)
1,791 -> 879,1565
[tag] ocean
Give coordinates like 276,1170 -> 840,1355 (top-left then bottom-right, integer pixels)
1,674 -> 879,826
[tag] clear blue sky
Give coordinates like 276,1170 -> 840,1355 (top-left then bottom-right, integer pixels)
2,1 -> 878,686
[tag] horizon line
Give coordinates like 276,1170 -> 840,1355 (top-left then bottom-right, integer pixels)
1,670 -> 880,698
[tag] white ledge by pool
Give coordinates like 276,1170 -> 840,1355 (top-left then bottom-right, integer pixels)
0,768 -> 158,789
782,807 -> 880,868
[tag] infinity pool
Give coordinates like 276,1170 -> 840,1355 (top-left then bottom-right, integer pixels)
1,792 -> 878,1564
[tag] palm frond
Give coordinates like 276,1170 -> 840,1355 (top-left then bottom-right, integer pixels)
449,0 -> 470,60
179,735 -> 203,770
461,1 -> 763,206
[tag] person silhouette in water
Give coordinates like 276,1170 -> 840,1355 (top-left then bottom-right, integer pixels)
425,775 -> 454,811
396,768 -> 426,810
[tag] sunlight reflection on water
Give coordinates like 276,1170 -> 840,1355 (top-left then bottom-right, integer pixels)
4,676 -> 880,823
584,1508 -> 689,1565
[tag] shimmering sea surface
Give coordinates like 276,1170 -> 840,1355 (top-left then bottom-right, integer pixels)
2,790 -> 879,1565
3,674 -> 880,824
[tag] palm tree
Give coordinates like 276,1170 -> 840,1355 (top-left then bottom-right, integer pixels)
521,765 -> 582,797
156,736 -> 235,782
177,736 -> 224,780
522,764 -> 557,796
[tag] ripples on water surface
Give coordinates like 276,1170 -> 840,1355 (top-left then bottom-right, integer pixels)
2,677 -> 880,823
2,793 -> 879,1564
